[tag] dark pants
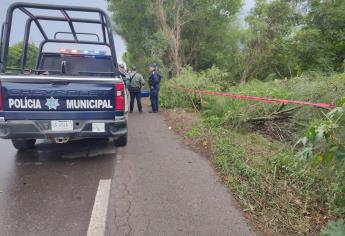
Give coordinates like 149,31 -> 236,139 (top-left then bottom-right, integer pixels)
150,87 -> 160,112
130,89 -> 142,112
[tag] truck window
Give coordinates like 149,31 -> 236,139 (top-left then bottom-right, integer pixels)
39,54 -> 115,76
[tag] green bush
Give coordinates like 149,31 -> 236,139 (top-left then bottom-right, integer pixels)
160,66 -> 224,109
162,68 -> 345,140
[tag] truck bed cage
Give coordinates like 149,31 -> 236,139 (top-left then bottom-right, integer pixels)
0,2 -> 118,73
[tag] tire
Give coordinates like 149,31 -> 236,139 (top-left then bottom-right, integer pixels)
114,134 -> 128,147
11,139 -> 36,151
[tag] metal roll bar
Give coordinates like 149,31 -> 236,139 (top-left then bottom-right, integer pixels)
0,2 -> 118,73
54,32 -> 100,42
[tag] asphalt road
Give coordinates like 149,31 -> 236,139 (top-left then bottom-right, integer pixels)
0,111 -> 254,236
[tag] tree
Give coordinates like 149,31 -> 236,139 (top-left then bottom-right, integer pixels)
180,0 -> 242,72
108,0 -> 344,82
271,0 -> 345,74
155,0 -> 184,75
302,0 -> 345,72
241,0 -> 298,82
7,42 -> 38,69
108,0 -> 164,73
108,0 -> 242,75
292,28 -> 334,73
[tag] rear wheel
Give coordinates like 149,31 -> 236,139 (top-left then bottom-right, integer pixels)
11,139 -> 36,151
114,134 -> 127,147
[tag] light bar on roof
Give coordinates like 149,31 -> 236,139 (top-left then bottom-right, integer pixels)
59,48 -> 106,55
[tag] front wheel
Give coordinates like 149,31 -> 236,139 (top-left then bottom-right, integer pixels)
11,139 -> 36,151
114,134 -> 127,147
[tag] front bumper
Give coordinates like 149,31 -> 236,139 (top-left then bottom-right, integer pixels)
0,117 -> 127,140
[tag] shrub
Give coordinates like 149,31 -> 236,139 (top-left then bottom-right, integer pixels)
162,69 -> 345,141
160,66 -> 224,109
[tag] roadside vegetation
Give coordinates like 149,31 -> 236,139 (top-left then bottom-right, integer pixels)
161,69 -> 345,235
108,0 -> 345,234
7,42 -> 38,70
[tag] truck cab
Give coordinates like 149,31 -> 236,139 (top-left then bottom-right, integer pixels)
0,3 -> 128,150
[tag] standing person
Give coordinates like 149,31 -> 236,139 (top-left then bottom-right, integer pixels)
118,63 -> 129,88
129,66 -> 145,113
148,63 -> 161,113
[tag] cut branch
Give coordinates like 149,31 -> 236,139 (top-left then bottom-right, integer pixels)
247,106 -> 300,123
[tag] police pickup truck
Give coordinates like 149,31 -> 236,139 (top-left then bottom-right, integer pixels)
0,3 -> 128,150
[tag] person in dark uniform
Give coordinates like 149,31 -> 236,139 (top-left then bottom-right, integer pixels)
148,63 -> 161,113
128,66 -> 145,113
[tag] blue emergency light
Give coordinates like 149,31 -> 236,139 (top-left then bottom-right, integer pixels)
59,48 -> 106,55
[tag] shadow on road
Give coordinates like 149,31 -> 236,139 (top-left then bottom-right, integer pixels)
14,139 -> 118,163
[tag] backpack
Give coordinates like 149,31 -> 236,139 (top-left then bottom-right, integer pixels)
129,73 -> 140,92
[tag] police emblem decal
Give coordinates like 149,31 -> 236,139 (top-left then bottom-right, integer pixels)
45,97 -> 60,110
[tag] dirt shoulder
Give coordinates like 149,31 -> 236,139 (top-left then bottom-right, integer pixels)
161,108 -> 214,158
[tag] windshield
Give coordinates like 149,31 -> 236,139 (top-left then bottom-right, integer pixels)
38,53 -> 115,77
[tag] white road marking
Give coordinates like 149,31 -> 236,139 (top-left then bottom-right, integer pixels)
87,179 -> 112,236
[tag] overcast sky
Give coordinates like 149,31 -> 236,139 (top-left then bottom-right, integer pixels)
1,0 -> 256,63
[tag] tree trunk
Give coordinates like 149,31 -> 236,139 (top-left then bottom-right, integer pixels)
156,0 -> 183,76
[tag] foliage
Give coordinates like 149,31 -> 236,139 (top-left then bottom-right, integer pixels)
240,0 -> 345,81
108,0 -> 344,81
321,219 -> 345,236
108,0 -> 242,75
108,0 -> 160,72
304,0 -> 345,72
240,0 -> 298,82
162,68 -> 345,139
294,101 -> 345,219
7,42 -> 38,70
292,28 -> 334,73
297,103 -> 345,163
160,66 -> 226,109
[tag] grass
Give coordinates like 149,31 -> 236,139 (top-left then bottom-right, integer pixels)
186,126 -> 203,138
165,110 -> 343,235
211,128 -> 324,235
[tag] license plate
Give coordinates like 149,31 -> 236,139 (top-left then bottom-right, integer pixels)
51,120 -> 73,131
92,123 -> 105,133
